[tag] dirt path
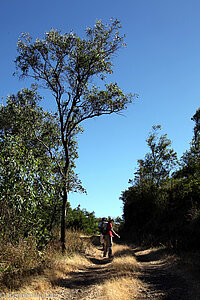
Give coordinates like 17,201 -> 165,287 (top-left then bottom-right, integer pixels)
54,252 -> 113,299
52,243 -> 200,300
134,247 -> 192,299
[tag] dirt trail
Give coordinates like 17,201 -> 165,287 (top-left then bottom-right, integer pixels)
54,252 -> 112,299
53,241 -> 200,300
135,247 -> 195,299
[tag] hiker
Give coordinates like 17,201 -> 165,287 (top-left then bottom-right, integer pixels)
98,217 -> 107,250
103,217 -> 120,258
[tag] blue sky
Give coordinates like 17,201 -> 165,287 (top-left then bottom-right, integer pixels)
1,0 -> 200,218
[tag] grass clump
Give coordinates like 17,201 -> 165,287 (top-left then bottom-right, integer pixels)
111,255 -> 138,274
102,276 -> 142,300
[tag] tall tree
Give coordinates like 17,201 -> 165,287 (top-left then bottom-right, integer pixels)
15,19 -> 133,251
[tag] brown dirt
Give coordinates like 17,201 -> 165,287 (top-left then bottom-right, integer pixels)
52,243 -> 200,300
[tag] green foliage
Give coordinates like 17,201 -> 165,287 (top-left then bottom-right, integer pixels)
177,108 -> 200,180
66,204 -> 99,234
120,117 -> 200,251
0,89 -> 63,248
134,125 -> 178,187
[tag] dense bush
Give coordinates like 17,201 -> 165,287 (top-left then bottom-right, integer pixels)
120,110 -> 200,251
0,89 -> 62,248
66,204 -> 99,234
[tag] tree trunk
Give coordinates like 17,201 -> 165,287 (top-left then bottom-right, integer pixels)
60,136 -> 69,253
61,187 -> 67,253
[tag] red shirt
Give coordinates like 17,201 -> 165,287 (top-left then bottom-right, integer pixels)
106,222 -> 114,237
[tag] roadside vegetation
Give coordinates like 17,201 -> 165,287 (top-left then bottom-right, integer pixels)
120,109 -> 200,257
0,241 -> 142,300
117,109 -> 200,286
0,230 -> 92,291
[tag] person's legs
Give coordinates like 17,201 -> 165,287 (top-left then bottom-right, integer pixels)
108,236 -> 113,258
102,235 -> 105,251
100,234 -> 103,245
103,235 -> 109,257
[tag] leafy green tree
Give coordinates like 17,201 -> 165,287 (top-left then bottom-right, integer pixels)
0,88 -> 63,247
15,19 -> 133,251
177,108 -> 200,179
134,125 -> 178,188
192,108 -> 200,150
66,204 -> 98,234
121,126 -> 178,243
171,108 -> 200,249
120,114 -> 200,250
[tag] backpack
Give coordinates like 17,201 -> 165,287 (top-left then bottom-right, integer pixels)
100,221 -> 108,235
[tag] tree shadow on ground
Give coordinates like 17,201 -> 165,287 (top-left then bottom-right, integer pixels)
114,247 -> 136,258
53,263 -> 128,290
136,248 -> 167,263
88,257 -> 112,265
138,265 -> 190,300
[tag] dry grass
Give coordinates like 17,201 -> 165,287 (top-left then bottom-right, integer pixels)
0,230 -> 93,292
98,243 -> 143,300
6,253 -> 92,299
101,276 -> 142,300
113,243 -> 131,253
0,236 -> 44,291
0,238 -> 144,299
111,255 -> 139,274
47,252 -> 92,284
19,243 -> 142,300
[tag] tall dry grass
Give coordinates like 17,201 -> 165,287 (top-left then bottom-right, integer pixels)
0,230 -> 92,292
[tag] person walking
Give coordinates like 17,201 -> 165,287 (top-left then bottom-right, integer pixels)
103,217 -> 120,258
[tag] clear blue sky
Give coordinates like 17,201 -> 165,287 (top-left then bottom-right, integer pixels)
1,0 -> 200,218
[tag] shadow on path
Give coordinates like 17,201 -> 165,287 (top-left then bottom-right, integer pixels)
135,249 -> 190,300
114,247 -> 136,258
136,248 -> 167,263
54,262 -> 122,290
88,257 -> 112,265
